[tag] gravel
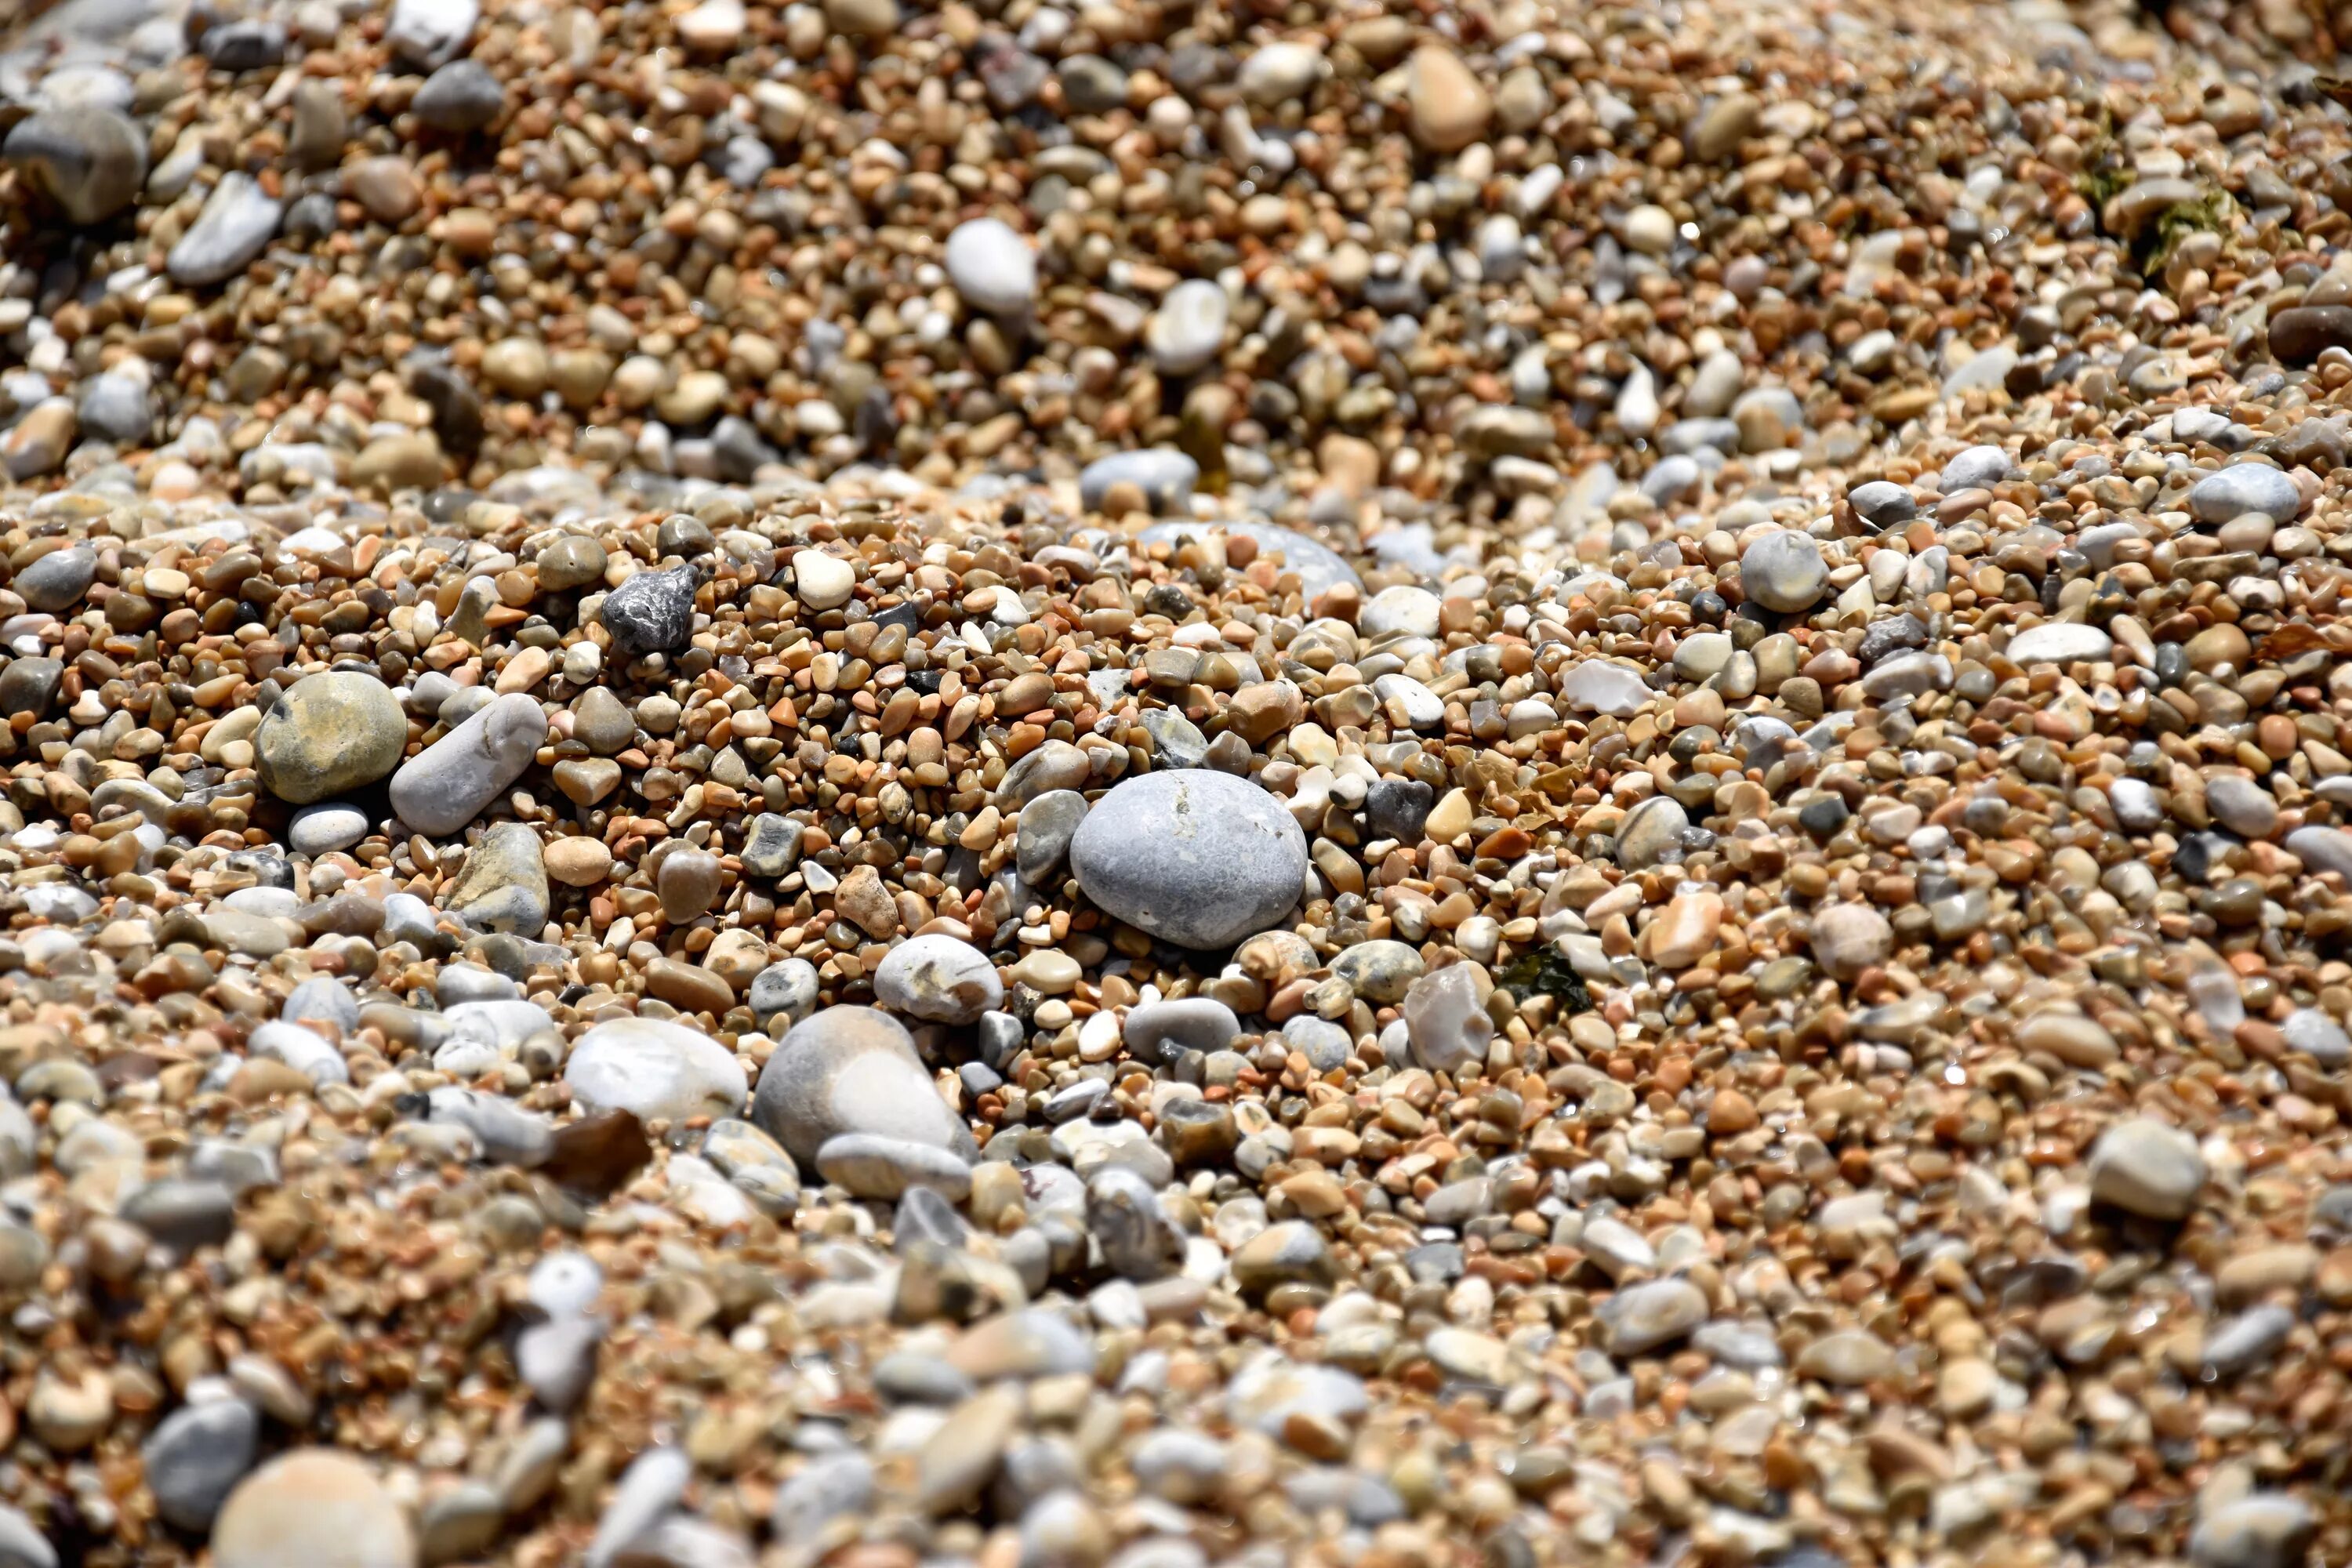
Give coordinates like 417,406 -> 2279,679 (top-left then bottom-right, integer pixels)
0,0 -> 2345,1564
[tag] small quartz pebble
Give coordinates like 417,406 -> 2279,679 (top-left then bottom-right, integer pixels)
944,217 -> 1037,316
2089,1119 -> 2207,1220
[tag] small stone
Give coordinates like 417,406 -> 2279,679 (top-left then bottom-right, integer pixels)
1406,45 -> 1490,151
169,173 -> 283,287
389,692 -> 546,836
212,1450 -> 418,1568
2007,623 -> 2113,666
946,218 -> 1037,317
1614,796 -> 1689,870
1558,660 -> 1654,717
443,821 -> 548,933
16,546 -> 97,612
601,566 -> 699,659
255,672 -> 407,804
2,401 -> 76,481
143,1399 -> 261,1530
1939,444 -> 2012,492
2189,464 -> 2301,524
1070,771 -> 1308,949
387,0 -> 477,65
2189,1494 -> 2314,1568
2,106 -> 147,224
2088,1118 -> 2206,1220
1330,940 -> 1423,1003
1016,789 -> 1089,883
1809,904 -> 1893,979
564,1017 -> 747,1123
1232,1220 -> 1334,1294
1399,964 -> 1490,1075
752,1006 -> 975,1166
1740,530 -> 1829,613
815,1133 -> 972,1201
1795,1329 -> 1897,1385
2206,775 -> 2278,839
791,551 -> 857,611
1602,1278 -> 1710,1356
874,934 -> 1003,1024
1147,280 -> 1229,377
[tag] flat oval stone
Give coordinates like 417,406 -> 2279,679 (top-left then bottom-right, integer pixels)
815,1132 -> 973,1200
1069,771 -> 1308,949
143,1399 -> 260,1531
2006,622 -> 2112,666
2188,463 -> 2300,525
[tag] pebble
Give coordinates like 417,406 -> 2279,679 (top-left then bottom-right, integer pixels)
388,691 -> 546,835
600,565 -> 699,659
1740,529 -> 1829,613
2188,464 -> 2302,524
1406,45 -> 1490,151
945,218 -> 1037,317
1146,281 -> 1229,376
412,59 -> 504,131
168,173 -> 282,287
873,934 -> 1003,1023
2006,623 -> 2113,666
387,0 -> 477,65
142,1399 -> 261,1530
2089,1119 -> 2207,1220
564,1017 -> 747,1123
212,1450 -> 417,1568
2190,1495 -> 2314,1568
2,107 -> 146,225
1602,1279 -> 1709,1356
753,1007 -> 974,1166
1069,771 -> 1308,949
256,672 -> 408,804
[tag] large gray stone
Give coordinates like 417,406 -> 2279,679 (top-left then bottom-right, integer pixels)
1069,771 -> 1308,949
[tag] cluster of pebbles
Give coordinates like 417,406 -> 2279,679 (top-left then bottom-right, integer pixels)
3,0 -> 2352,1564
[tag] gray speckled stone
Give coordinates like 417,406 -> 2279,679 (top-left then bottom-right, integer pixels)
1069,771 -> 1308,949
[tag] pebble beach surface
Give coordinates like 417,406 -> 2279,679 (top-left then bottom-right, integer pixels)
2,0 -> 2352,1565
